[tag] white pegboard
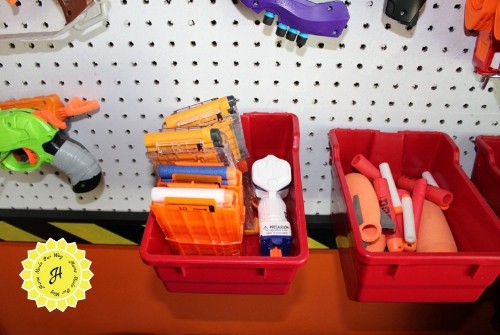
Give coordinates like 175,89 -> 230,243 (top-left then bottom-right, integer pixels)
0,0 -> 498,214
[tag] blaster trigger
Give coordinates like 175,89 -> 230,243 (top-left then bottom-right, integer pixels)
12,148 -> 38,166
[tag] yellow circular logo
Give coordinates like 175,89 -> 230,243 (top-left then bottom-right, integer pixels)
19,238 -> 93,312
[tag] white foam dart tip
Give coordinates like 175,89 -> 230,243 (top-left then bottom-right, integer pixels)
402,194 -> 416,243
379,162 -> 402,214
422,171 -> 439,187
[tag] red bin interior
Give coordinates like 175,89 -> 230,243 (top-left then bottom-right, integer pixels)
329,128 -> 500,302
140,112 -> 308,294
472,135 -> 500,217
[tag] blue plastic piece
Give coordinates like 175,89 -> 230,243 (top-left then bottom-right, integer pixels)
260,235 -> 292,256
264,11 -> 275,19
286,27 -> 299,41
263,11 -> 276,25
277,22 -> 288,30
276,22 -> 289,37
240,0 -> 350,38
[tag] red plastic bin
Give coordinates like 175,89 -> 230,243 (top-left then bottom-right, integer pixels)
329,128 -> 500,302
140,112 -> 308,294
471,135 -> 500,217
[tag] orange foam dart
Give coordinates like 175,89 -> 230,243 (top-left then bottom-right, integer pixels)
373,177 -> 403,252
416,200 -> 458,252
372,177 -> 397,223
7,0 -> 16,5
345,173 -> 382,244
351,154 -> 382,180
397,175 -> 453,210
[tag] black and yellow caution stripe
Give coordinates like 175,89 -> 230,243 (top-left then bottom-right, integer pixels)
0,210 -> 335,248
0,210 -> 147,245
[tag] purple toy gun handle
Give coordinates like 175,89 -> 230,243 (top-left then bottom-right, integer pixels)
239,0 -> 350,47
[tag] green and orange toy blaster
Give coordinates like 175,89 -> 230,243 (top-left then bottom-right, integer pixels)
0,94 -> 102,193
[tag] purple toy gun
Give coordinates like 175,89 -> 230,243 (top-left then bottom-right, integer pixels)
239,0 -> 350,47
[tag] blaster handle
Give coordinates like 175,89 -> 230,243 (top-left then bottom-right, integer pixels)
43,132 -> 102,193
385,0 -> 426,27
